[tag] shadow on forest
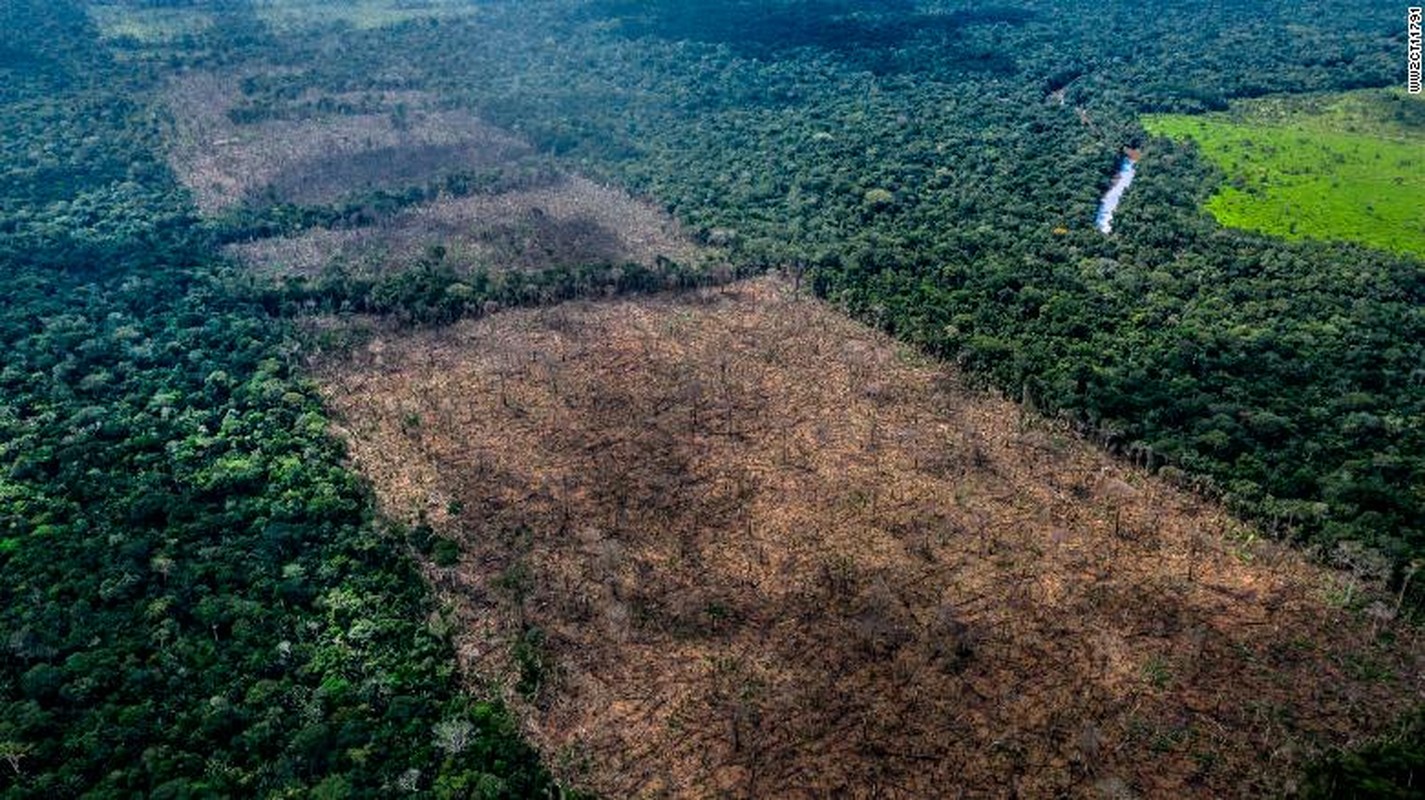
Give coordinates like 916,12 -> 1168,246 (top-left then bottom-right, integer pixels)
255,141 -> 530,207
585,0 -> 1031,75
471,211 -> 630,272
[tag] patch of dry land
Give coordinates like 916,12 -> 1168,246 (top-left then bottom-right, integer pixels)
314,277 -> 1424,798
162,73 -> 712,280
162,73 -> 530,215
252,0 -> 479,32
227,174 -> 708,280
88,4 -> 213,43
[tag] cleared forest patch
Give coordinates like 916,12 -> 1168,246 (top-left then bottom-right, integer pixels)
88,4 -> 213,43
253,0 -> 480,31
161,73 -> 530,215
228,174 -> 708,280
315,278 -> 1424,798
163,73 -> 709,282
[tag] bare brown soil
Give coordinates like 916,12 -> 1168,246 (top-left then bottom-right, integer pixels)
163,73 -> 711,280
315,278 -> 1424,798
161,73 -> 529,214
227,174 -> 709,279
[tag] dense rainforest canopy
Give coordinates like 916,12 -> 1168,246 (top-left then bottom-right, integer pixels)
0,1 -> 556,796
2,0 -> 1423,796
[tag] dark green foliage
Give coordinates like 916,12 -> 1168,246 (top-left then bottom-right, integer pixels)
586,0 -> 1025,76
1303,711 -> 1425,799
0,2 -> 556,796
256,254 -> 720,327
431,538 -> 460,567
511,627 -> 548,702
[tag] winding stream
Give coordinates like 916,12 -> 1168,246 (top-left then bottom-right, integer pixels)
1094,156 -> 1137,234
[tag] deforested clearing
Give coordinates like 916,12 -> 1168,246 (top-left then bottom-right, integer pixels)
227,174 -> 708,280
315,277 -> 1423,798
162,72 -> 710,283
252,0 -> 480,32
161,73 -> 530,215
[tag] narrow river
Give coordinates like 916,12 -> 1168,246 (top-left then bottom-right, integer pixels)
1094,155 -> 1137,234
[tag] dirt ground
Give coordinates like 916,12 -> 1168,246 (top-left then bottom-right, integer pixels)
315,277 -> 1424,798
226,174 -> 708,280
161,73 -> 530,214
161,72 -> 712,281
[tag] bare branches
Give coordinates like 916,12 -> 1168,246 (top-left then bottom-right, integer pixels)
314,277 -> 1425,799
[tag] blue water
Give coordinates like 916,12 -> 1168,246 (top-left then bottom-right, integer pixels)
1094,157 -> 1137,234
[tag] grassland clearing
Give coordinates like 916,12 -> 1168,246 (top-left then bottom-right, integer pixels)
314,277 -> 1424,798
1143,90 -> 1425,258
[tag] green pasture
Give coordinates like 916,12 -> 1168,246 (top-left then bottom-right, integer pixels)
1143,90 -> 1425,258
